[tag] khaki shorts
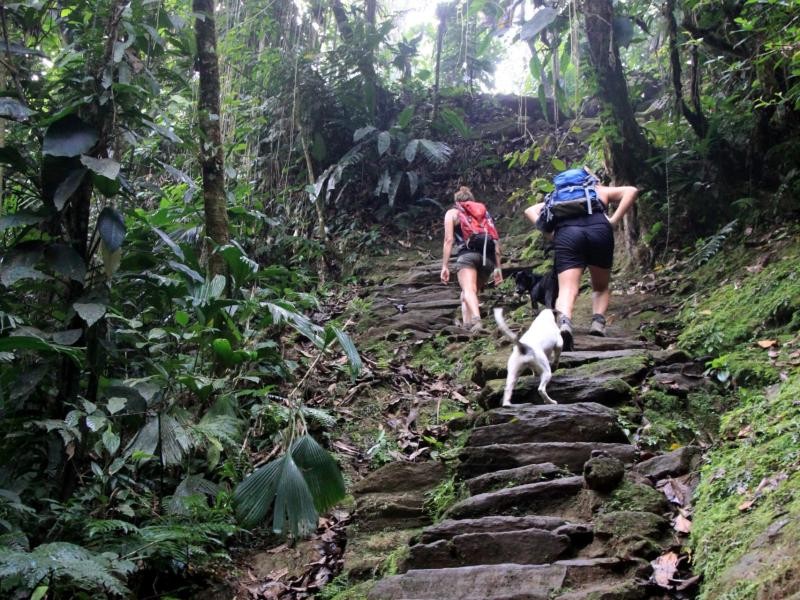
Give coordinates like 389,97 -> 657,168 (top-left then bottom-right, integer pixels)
455,251 -> 495,287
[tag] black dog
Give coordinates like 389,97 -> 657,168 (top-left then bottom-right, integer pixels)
513,269 -> 559,314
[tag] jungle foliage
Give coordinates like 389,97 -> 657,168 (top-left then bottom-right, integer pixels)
0,0 -> 798,596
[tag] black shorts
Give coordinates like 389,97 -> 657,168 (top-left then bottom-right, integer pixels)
554,221 -> 614,273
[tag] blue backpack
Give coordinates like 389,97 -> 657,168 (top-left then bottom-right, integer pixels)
538,168 -> 604,232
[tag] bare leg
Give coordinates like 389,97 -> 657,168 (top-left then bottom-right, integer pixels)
555,267 -> 583,319
587,266 -> 611,316
458,267 -> 481,324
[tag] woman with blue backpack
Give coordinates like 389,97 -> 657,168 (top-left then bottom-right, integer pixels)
524,168 -> 638,350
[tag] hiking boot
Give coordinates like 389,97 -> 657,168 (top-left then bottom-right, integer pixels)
559,315 -> 574,351
590,314 -> 607,337
469,319 -> 484,334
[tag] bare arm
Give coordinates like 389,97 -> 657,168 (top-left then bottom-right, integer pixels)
441,209 -> 457,283
524,202 -> 544,226
598,185 -> 638,226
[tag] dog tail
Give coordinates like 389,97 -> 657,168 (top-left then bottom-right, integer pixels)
493,308 -> 531,354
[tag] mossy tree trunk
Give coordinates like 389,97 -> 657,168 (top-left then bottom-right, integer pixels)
583,0 -> 653,260
194,0 -> 230,277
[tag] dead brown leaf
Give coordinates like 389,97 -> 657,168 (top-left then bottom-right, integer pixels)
657,477 -> 691,506
757,339 -> 778,348
674,514 -> 692,533
651,551 -> 680,588
737,424 -> 753,438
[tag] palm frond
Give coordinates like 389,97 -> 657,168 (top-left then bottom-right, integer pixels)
300,407 -> 337,428
272,453 -> 318,537
233,454 -> 285,528
167,475 -> 221,515
291,435 -> 346,514
417,139 -> 453,165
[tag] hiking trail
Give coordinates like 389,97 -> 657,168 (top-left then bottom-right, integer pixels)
340,237 -> 700,600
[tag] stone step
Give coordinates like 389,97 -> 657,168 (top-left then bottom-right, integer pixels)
554,580 -> 648,600
473,349 -> 650,385
465,462 -> 565,495
446,476 -> 586,520
418,515 -> 583,544
466,403 -> 629,447
457,442 -> 637,478
367,558 -> 630,600
406,527 -> 571,569
479,375 -> 633,409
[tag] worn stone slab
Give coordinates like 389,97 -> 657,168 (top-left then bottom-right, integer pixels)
367,563 -> 569,600
354,491 -> 432,533
419,515 -> 572,544
467,403 -> 629,447
633,446 -> 702,481
353,461 -> 447,495
473,349 -> 649,385
446,476 -> 586,520
466,462 -> 565,495
478,375 -> 634,409
554,580 -> 647,600
406,528 -> 571,569
457,442 -> 637,478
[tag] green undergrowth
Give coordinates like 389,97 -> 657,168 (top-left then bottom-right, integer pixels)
691,375 -> 800,599
676,227 -> 800,599
678,232 -> 800,356
636,389 -> 725,451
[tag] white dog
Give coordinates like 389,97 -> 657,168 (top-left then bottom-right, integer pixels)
493,307 -> 563,406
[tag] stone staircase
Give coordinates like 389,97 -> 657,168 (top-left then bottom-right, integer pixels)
364,329 -> 686,600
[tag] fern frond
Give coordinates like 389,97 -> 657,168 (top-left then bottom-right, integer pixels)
417,139 -> 453,165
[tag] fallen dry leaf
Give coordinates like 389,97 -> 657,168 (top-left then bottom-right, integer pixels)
674,514 -> 692,533
757,339 -> 777,348
651,551 -> 680,588
738,498 -> 755,511
737,424 -> 753,438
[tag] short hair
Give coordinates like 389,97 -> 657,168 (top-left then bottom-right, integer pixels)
454,186 -> 474,203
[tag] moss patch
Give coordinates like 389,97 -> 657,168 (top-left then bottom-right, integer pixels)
691,374 -> 800,599
678,239 -> 800,355
599,480 -> 669,515
637,389 -> 725,451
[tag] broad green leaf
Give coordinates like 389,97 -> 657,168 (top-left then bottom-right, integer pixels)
175,310 -> 190,327
353,125 -> 376,142
613,16 -> 635,48
0,97 -> 34,121
153,227 -> 184,260
551,157 -> 567,171
397,106 -> 414,128
519,7 -> 558,41
377,131 -> 391,156
80,156 -> 120,180
440,108 -> 471,137
374,170 -> 391,196
107,397 -> 127,414
96,206 -> 126,251
388,172 -> 403,207
330,327 -> 362,379
212,338 -> 234,363
44,243 -> 86,282
42,115 -> 98,157
86,413 -> 108,432
170,260 -> 204,283
0,265 -> 49,286
407,171 -> 419,197
52,329 -> 82,345
0,211 -> 43,232
52,169 -> 87,211
101,242 -> 122,279
74,302 -> 106,327
102,429 -> 120,455
404,139 -> 419,163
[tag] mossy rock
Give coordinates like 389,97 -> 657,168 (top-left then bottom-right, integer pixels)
597,480 -> 670,515
342,528 -> 420,578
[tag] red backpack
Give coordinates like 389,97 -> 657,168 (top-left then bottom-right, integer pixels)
456,201 -> 499,265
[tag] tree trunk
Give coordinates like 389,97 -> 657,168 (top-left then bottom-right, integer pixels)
194,0 -> 231,277
331,0 -> 377,119
432,5 -> 447,127
583,0 -> 652,185
665,0 -> 707,138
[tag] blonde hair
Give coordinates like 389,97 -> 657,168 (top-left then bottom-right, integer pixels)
454,186 -> 474,203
